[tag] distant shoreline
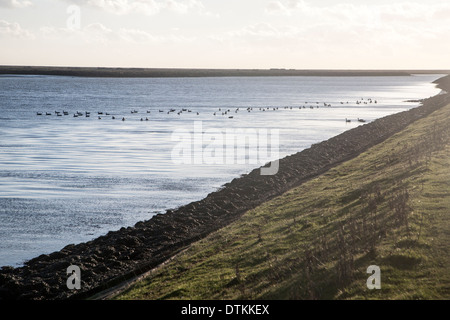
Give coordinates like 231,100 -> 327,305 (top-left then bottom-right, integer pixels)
1,65 -> 449,78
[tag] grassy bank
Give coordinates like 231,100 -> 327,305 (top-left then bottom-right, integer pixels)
115,102 -> 450,300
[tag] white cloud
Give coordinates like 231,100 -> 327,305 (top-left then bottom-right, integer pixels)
84,0 -> 160,15
163,0 -> 205,14
118,28 -> 157,42
265,0 -> 313,16
265,0 -> 450,24
265,1 -> 290,16
66,0 -> 210,16
211,8 -> 450,60
228,23 -> 280,38
0,0 -> 32,8
39,21 -> 194,45
83,22 -> 115,42
40,22 -> 115,44
259,1 -> 450,49
118,28 -> 194,43
0,20 -> 34,38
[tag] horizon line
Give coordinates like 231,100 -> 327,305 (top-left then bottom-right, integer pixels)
1,65 -> 450,72
1,65 -> 449,78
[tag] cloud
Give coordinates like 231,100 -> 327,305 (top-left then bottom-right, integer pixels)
118,28 -> 194,43
39,21 -> 194,46
265,0 -> 450,24
0,20 -> 34,38
210,8 -> 450,60
163,0 -> 206,14
83,22 -> 115,42
118,28 -> 157,42
265,1 -> 291,16
228,23 -> 281,38
40,22 -> 119,45
40,22 -> 115,44
264,0 -> 313,16
0,0 -> 32,8
66,0 -> 210,16
259,1 -> 450,48
82,0 -> 160,15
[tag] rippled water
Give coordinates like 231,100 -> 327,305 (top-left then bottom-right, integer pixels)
0,74 -> 442,266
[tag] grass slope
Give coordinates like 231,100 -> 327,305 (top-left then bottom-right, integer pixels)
116,103 -> 450,300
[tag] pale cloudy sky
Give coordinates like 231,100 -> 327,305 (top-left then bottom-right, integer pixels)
1,0 -> 449,69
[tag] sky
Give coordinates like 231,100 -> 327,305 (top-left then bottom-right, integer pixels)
1,0 -> 450,69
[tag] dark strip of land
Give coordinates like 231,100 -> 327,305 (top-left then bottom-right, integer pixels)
0,75 -> 449,300
2,65 -> 448,78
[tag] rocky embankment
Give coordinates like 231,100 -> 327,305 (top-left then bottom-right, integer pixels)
1,75 -> 449,300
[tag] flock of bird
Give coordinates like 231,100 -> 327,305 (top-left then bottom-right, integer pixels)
35,98 -> 376,123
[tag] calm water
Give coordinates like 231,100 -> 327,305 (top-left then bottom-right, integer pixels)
0,74 -> 442,267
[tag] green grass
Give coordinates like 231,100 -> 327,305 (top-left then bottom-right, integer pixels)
115,103 -> 450,300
